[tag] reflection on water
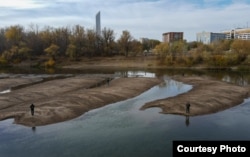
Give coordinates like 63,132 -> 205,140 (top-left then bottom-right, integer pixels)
185,115 -> 190,127
0,89 -> 11,94
222,74 -> 249,86
1,70 -> 250,157
31,127 -> 36,133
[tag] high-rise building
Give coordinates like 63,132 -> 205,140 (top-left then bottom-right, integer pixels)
96,11 -> 101,36
162,32 -> 183,43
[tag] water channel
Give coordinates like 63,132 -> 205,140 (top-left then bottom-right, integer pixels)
1,69 -> 250,157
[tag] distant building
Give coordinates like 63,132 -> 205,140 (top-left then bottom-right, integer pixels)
139,37 -> 150,44
222,28 -> 250,40
162,32 -> 183,43
196,31 -> 226,44
140,38 -> 151,54
96,11 -> 101,36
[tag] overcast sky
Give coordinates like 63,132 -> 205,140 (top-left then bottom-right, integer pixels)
0,0 -> 250,41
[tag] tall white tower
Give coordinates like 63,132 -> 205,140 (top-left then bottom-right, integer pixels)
96,11 -> 101,36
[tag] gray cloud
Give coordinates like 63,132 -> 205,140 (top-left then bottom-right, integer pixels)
0,0 -> 249,41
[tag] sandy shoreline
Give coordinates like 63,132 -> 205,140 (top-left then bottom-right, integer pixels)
0,75 -> 161,127
141,76 -> 250,116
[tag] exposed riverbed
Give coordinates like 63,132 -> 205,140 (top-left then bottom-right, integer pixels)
1,70 -> 250,157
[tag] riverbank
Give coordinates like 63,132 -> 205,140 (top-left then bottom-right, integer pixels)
62,56 -> 246,71
0,75 -> 162,127
5,55 -> 250,71
141,76 -> 250,116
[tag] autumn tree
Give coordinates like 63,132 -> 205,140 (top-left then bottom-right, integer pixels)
117,30 -> 133,56
52,27 -> 70,56
1,42 -> 31,63
154,42 -> 170,57
44,44 -> 59,60
130,39 -> 143,56
25,24 -> 43,56
69,25 -> 86,56
150,39 -> 161,49
0,28 -> 7,54
101,27 -> 115,56
211,39 -> 233,54
231,40 -> 250,62
154,42 -> 171,65
85,29 -> 97,57
66,44 -> 77,61
2,25 -> 32,63
39,26 -> 54,51
141,39 -> 160,54
4,25 -> 24,46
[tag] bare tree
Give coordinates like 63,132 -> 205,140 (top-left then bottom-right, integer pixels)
101,27 -> 115,56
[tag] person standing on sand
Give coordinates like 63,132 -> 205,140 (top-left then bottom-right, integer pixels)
107,78 -> 110,86
30,104 -> 35,116
186,102 -> 190,114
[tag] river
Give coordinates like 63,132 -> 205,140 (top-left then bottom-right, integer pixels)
0,69 -> 250,157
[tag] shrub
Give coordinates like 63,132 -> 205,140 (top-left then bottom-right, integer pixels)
0,57 -> 8,66
45,58 -> 55,68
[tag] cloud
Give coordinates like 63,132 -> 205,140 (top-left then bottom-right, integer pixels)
0,0 -> 46,9
0,0 -> 249,41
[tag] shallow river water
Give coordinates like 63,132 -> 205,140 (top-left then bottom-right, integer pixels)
1,70 -> 250,157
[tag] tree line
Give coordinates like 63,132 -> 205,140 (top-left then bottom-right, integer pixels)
154,39 -> 250,68
2,24 -> 249,69
0,24 -> 160,67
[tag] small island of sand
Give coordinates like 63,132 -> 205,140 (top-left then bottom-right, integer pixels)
0,76 -> 161,127
141,76 -> 250,116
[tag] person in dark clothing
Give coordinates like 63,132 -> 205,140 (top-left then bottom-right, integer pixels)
186,102 -> 191,113
107,78 -> 110,86
30,104 -> 35,116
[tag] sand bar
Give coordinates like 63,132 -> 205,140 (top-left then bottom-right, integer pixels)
0,76 -> 161,127
141,76 -> 250,116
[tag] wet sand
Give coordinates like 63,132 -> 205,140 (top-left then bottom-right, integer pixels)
141,76 -> 250,116
0,75 -> 161,127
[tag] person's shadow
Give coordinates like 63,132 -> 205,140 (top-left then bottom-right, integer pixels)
32,127 -> 36,133
185,115 -> 190,127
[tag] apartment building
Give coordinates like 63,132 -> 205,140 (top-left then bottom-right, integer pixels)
162,32 -> 183,43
